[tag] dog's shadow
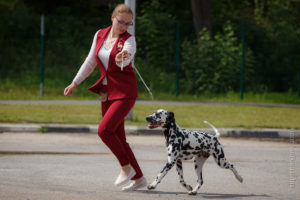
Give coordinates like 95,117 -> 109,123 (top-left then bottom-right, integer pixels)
200,192 -> 271,199
137,190 -> 271,199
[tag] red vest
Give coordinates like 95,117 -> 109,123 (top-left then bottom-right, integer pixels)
87,26 -> 138,100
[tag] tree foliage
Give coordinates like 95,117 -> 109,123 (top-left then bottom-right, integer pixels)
182,23 -> 255,93
0,0 -> 300,94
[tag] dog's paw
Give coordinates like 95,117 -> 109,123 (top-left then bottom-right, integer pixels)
238,176 -> 243,183
147,185 -> 155,190
188,191 -> 197,195
235,174 -> 243,183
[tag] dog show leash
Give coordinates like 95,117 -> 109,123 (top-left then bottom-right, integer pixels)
121,52 -> 154,101
121,52 -> 124,71
133,62 -> 154,101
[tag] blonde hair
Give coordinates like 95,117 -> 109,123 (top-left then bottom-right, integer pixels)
112,4 -> 133,17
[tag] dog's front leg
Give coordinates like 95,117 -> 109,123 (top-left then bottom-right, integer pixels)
148,145 -> 178,190
147,159 -> 176,190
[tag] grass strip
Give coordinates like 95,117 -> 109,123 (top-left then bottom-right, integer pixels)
0,104 -> 299,129
1,82 -> 300,104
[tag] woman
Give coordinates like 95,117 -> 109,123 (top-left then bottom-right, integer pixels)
64,4 -> 146,191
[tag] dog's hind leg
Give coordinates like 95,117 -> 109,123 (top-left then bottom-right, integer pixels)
188,156 -> 207,195
213,144 -> 243,183
176,159 -> 193,192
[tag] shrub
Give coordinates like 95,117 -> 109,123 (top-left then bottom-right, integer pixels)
181,22 -> 255,94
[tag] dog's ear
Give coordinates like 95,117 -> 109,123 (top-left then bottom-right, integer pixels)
168,112 -> 174,118
167,112 -> 175,121
166,112 -> 175,124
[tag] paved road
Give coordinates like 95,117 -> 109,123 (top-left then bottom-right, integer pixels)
0,132 -> 299,200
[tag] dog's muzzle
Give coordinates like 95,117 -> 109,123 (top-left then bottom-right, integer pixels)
146,116 -> 161,129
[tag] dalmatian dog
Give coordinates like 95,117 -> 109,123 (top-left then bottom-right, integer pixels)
146,109 -> 243,195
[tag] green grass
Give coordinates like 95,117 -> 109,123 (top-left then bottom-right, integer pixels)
1,81 -> 300,129
1,83 -> 300,104
139,91 -> 300,104
1,104 -> 299,129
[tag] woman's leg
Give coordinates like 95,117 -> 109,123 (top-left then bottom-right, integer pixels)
98,99 -> 131,166
98,99 -> 143,180
115,120 -> 143,180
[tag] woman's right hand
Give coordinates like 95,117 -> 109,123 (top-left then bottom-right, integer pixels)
64,82 -> 77,96
115,50 -> 131,65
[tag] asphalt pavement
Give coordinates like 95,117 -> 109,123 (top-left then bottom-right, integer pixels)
0,132 -> 299,200
1,100 -> 299,199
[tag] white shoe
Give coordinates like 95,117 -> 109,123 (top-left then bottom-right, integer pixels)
121,177 -> 147,191
114,167 -> 136,187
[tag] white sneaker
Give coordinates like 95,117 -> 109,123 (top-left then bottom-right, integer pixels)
114,167 -> 136,187
121,177 -> 147,191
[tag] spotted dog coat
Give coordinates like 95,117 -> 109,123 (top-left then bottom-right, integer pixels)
146,109 -> 243,195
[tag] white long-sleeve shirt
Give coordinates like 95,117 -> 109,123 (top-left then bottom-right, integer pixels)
73,30 -> 136,85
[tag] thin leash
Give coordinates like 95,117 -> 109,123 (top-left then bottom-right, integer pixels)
133,62 -> 156,112
121,53 -> 124,71
121,53 -> 155,111
133,63 -> 153,101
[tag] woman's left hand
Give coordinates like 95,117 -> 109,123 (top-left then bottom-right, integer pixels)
115,50 -> 131,65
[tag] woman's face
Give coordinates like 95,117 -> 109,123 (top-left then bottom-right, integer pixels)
112,12 -> 133,35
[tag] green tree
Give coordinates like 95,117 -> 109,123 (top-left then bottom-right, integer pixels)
181,23 -> 254,94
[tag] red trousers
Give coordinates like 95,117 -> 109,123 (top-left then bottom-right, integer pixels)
98,98 -> 143,180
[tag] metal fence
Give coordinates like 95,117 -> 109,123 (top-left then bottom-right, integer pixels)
1,14 -> 299,97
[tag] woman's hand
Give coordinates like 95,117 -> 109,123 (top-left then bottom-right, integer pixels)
115,50 -> 131,65
64,82 -> 77,96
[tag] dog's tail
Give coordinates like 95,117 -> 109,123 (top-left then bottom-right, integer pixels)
204,121 -> 220,138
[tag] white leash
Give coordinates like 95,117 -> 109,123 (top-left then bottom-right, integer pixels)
133,63 -> 153,100
121,52 -> 124,71
120,52 -> 153,100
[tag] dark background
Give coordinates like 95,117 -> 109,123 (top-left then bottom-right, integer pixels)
1,0 -> 300,96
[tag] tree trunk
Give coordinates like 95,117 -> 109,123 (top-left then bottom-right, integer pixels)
191,0 -> 212,37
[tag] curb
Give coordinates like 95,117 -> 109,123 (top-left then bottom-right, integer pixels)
0,123 -> 299,138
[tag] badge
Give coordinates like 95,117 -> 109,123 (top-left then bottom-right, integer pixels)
117,41 -> 123,51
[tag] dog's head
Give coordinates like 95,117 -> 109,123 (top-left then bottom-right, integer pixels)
146,109 -> 175,129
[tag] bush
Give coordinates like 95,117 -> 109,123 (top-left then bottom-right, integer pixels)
181,22 -> 255,94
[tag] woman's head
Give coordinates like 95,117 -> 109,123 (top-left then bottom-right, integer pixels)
111,4 -> 133,34
112,4 -> 133,17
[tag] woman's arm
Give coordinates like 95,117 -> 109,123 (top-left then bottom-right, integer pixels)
72,30 -> 99,85
115,36 -> 136,68
64,31 -> 99,96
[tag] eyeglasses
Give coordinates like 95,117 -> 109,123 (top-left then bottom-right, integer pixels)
115,17 -> 133,27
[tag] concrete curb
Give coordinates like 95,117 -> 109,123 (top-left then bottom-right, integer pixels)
0,123 -> 299,138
